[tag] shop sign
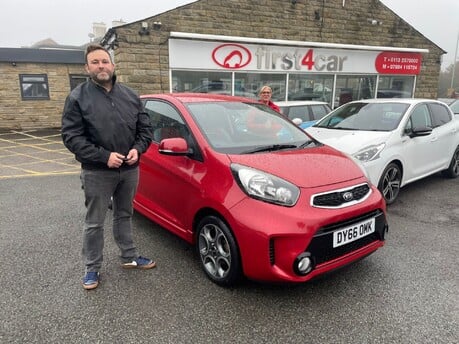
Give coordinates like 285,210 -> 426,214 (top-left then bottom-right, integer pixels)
375,52 -> 422,74
212,43 -> 252,68
169,39 -> 422,75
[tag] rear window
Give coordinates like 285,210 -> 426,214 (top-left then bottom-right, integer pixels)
429,103 -> 451,127
286,106 -> 309,122
310,104 -> 331,120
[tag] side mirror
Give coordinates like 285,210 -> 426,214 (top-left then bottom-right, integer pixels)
159,137 -> 192,156
408,126 -> 432,138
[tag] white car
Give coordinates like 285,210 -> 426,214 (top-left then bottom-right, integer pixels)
277,101 -> 332,128
449,99 -> 459,115
306,99 -> 459,204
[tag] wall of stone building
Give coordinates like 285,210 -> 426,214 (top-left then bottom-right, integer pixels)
0,63 -> 85,129
0,0 -> 444,130
111,0 -> 443,99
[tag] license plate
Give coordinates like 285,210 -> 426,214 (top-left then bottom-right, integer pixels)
333,217 -> 376,248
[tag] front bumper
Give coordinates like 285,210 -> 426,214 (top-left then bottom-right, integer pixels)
227,183 -> 388,283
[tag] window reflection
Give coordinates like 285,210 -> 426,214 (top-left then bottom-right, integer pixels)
288,74 -> 334,104
377,76 -> 414,99
170,70 -> 416,108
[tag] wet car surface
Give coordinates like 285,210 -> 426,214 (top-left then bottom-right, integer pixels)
135,93 -> 388,286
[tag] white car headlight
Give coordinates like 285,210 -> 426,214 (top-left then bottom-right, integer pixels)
231,164 -> 300,206
343,153 -> 370,180
353,143 -> 385,162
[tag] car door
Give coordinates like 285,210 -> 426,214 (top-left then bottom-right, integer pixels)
137,99 -> 204,239
401,103 -> 437,180
427,102 -> 457,169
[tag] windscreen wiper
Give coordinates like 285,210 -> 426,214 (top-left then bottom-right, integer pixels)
298,139 -> 319,148
243,144 -> 298,154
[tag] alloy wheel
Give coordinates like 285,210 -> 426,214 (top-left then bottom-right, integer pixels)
379,163 -> 402,205
199,223 -> 231,279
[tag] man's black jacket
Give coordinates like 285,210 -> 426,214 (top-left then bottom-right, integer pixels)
62,79 -> 152,170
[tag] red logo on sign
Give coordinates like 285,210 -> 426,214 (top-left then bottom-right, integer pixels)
375,52 -> 422,75
212,44 -> 252,69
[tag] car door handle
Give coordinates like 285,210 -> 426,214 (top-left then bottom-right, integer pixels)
430,137 -> 438,142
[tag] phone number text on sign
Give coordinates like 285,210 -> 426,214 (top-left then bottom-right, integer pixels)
375,52 -> 422,75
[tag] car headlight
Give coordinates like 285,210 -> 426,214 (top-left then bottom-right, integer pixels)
353,143 -> 385,162
345,153 -> 370,180
231,163 -> 300,206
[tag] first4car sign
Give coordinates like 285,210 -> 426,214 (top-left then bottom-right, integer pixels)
254,47 -> 348,72
169,38 -> 422,75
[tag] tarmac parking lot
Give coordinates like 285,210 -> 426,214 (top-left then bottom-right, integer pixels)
0,128 -> 79,180
0,129 -> 458,344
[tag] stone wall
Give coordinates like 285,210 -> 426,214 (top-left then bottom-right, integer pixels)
0,0 -> 444,130
112,0 -> 443,99
0,62 -> 85,129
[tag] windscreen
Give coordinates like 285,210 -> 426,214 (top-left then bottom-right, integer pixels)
186,102 -> 314,153
315,102 -> 409,131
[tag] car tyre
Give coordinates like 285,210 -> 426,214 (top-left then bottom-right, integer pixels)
378,162 -> 402,205
197,215 -> 242,286
441,146 -> 459,178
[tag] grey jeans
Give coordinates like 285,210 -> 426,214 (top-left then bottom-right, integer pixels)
80,167 -> 139,273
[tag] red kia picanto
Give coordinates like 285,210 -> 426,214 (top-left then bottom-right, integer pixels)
135,93 -> 388,286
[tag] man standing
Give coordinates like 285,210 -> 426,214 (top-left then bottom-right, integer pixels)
62,44 -> 155,290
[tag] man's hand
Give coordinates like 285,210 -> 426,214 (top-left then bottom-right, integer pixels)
123,149 -> 139,165
107,152 -> 125,168
107,149 -> 139,168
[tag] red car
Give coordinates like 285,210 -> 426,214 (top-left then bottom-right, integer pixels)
135,93 -> 388,286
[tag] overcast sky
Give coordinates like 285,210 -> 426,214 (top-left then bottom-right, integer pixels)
0,0 -> 457,70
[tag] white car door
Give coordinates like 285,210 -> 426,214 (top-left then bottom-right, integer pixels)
427,102 -> 458,169
401,103 -> 437,181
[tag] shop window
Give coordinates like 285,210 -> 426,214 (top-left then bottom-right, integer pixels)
377,76 -> 414,99
287,74 -> 334,104
335,75 -> 377,107
69,74 -> 89,90
19,74 -> 49,100
172,70 -> 232,93
235,72 -> 286,101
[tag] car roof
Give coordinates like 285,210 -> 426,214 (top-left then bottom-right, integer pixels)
341,98 -> 447,106
276,100 -> 329,106
140,92 -> 257,103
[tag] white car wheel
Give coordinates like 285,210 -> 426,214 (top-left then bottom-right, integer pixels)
378,162 -> 402,205
442,146 -> 459,178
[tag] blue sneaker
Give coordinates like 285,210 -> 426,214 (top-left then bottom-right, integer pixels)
82,271 -> 99,290
122,256 -> 156,270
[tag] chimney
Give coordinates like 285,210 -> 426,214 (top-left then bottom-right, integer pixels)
112,19 -> 126,27
92,22 -> 107,38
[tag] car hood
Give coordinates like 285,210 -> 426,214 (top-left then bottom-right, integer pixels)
305,127 -> 392,154
228,145 -> 364,188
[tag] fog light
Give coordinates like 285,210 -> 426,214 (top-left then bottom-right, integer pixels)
294,252 -> 314,275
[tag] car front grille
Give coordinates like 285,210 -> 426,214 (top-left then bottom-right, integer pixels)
312,183 -> 371,208
307,209 -> 386,266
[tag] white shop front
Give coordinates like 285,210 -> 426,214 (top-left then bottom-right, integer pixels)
168,32 -> 428,108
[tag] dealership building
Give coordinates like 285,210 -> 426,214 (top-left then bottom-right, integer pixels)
0,0 -> 445,129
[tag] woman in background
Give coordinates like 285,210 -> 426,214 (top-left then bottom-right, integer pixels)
258,85 -> 280,113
